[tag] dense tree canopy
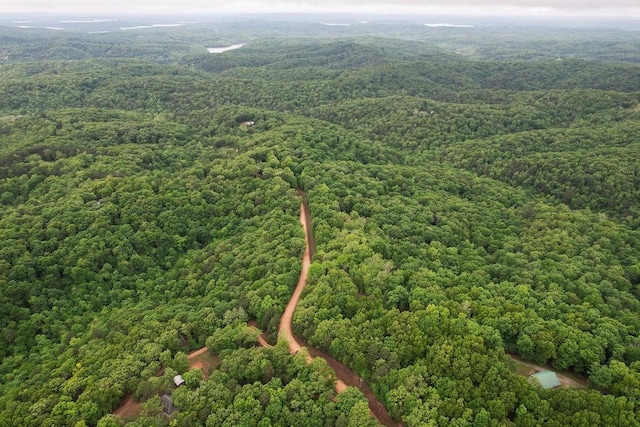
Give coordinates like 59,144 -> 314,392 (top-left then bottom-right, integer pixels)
1,17 -> 639,426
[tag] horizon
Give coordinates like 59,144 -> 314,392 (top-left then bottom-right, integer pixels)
2,12 -> 639,32
2,10 -> 640,22
2,1 -> 640,18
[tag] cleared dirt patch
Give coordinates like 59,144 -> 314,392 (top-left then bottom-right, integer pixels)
114,394 -> 141,421
114,347 -> 219,421
188,347 -> 220,378
509,353 -> 588,389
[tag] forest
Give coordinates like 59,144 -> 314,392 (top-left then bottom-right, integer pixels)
0,15 -> 640,427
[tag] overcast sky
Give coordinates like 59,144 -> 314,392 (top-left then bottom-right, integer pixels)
2,0 -> 640,17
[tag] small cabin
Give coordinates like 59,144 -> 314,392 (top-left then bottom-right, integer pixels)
161,394 -> 176,415
173,374 -> 185,387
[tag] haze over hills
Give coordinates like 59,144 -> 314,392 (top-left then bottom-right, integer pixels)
1,14 -> 640,63
1,12 -> 640,29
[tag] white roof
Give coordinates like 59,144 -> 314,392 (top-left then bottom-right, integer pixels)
173,375 -> 185,386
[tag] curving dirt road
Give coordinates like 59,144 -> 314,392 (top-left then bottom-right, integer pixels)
277,192 -> 400,427
116,191 -> 399,425
278,197 -> 319,363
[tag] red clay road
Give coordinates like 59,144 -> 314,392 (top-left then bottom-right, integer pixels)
277,194 -> 400,427
116,193 -> 400,426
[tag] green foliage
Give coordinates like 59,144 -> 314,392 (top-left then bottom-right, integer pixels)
295,159 -> 640,425
1,21 -> 639,427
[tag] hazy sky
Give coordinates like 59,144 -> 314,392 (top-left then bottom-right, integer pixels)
3,0 -> 640,17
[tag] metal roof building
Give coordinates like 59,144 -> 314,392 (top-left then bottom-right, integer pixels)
173,375 -> 185,387
530,371 -> 561,389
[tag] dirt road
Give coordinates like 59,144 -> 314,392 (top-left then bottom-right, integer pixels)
116,192 -> 399,426
276,194 -> 400,427
278,200 -> 316,360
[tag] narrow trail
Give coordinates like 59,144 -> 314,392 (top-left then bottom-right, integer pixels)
248,320 -> 272,349
276,191 -> 400,427
188,347 -> 208,359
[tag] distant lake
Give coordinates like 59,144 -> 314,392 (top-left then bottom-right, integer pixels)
425,23 -> 474,28
207,44 -> 245,53
120,23 -> 184,30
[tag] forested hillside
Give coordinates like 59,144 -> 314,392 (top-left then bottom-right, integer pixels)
1,17 -> 639,426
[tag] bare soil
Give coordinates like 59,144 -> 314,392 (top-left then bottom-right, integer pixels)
114,347 -> 219,420
114,394 -> 141,421
116,193 -> 399,426
509,353 -> 588,389
188,347 -> 220,378
276,195 -> 400,427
